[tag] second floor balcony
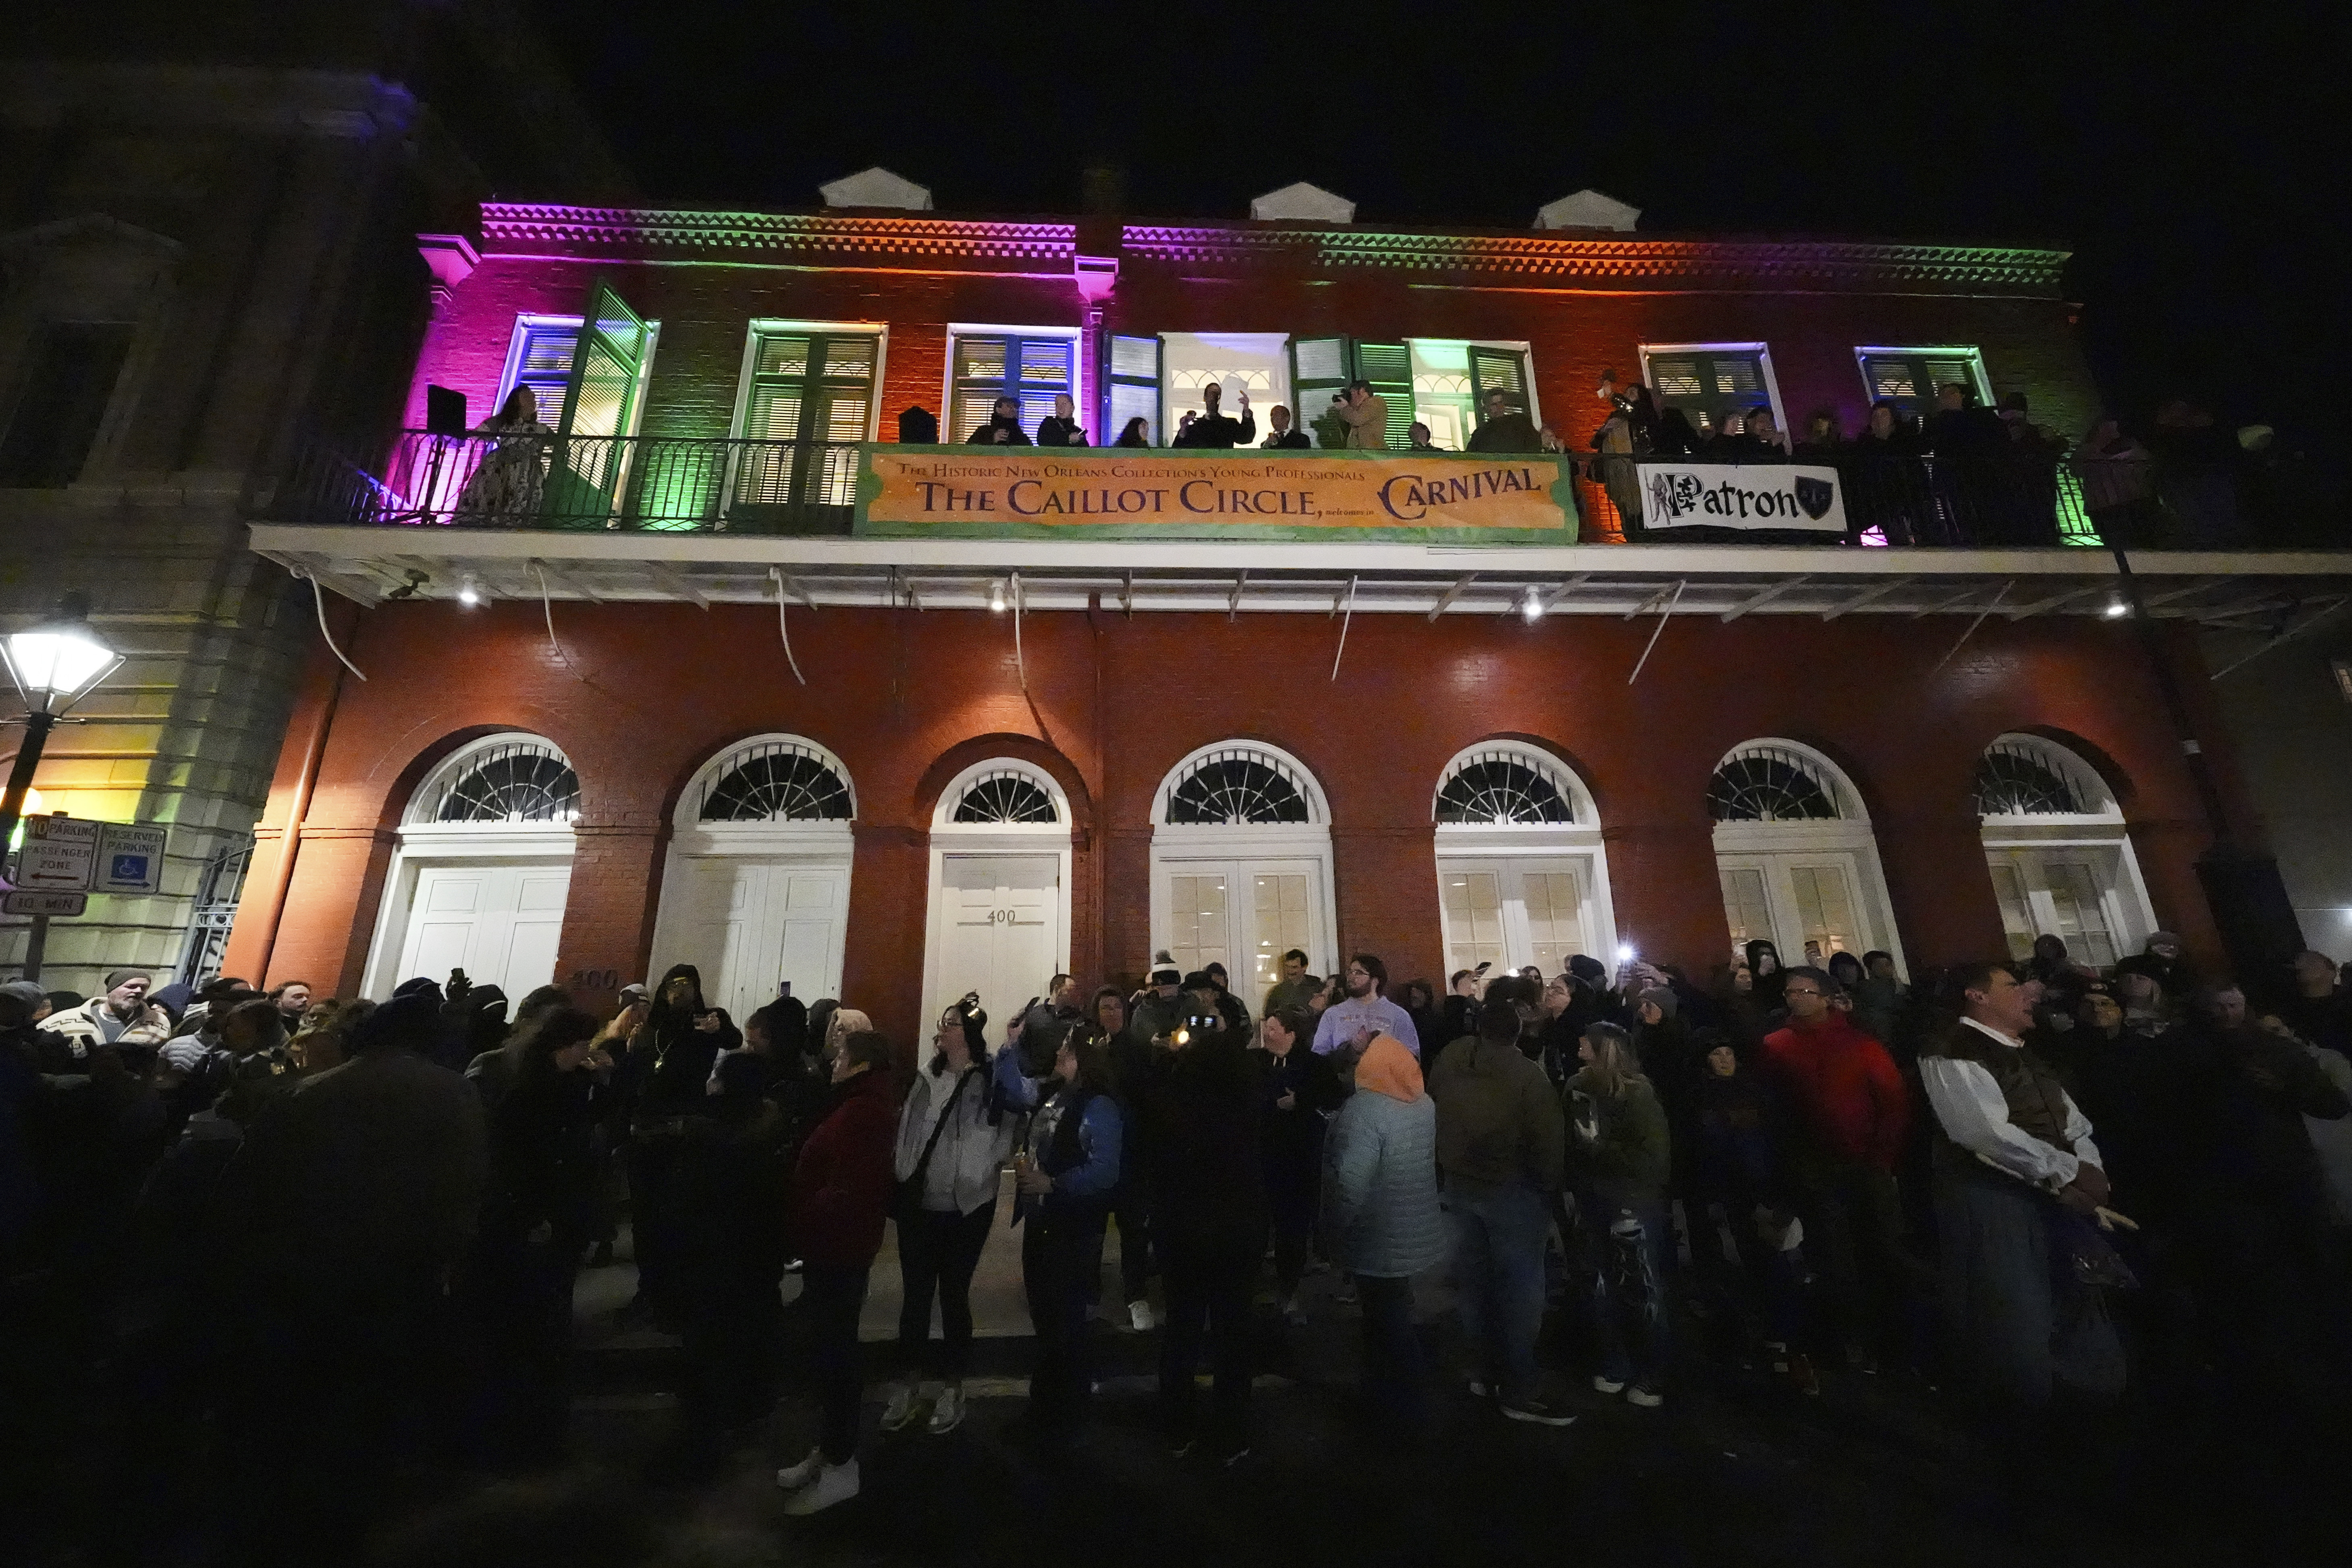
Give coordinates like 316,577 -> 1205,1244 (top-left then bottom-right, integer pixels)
262,429 -> 2244,553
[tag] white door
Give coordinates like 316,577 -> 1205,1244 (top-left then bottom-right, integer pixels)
929,855 -> 1060,1038
1436,856 -> 1597,978
1716,851 -> 1871,966
1155,857 -> 1325,1005
659,858 -> 849,1022
396,861 -> 572,999
1986,849 -> 2123,968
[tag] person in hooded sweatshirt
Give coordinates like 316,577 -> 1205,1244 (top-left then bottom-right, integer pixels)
1323,1033 -> 1446,1433
616,964 -> 723,1327
1745,939 -> 1789,1016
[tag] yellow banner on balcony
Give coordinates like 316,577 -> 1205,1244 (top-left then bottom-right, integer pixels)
854,446 -> 1578,541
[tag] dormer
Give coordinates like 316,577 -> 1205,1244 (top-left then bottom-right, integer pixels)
1533,189 -> 1640,232
819,167 -> 933,211
1249,182 -> 1355,224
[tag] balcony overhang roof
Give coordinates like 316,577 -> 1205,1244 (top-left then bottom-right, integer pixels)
250,523 -> 2352,632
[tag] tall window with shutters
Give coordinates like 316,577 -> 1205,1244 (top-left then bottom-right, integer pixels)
731,326 -> 879,511
1640,343 -> 1784,436
498,318 -> 581,428
947,330 -> 1078,442
1285,337 -> 1418,449
1105,334 -> 1161,444
1407,340 -> 1536,450
1855,346 -> 1990,419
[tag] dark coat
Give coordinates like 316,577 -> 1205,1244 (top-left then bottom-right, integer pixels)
968,416 -> 1033,446
1172,407 -> 1256,449
1260,1044 -> 1343,1187
1035,415 -> 1087,447
1134,1031 -> 1267,1245
786,1068 -> 898,1268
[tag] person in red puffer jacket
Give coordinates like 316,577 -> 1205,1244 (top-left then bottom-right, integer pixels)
776,1028 -> 898,1515
1758,965 -> 1925,1373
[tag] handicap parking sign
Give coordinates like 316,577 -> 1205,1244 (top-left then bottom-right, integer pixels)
111,854 -> 148,882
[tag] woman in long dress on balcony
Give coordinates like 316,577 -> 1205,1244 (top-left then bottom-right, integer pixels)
451,385 -> 552,526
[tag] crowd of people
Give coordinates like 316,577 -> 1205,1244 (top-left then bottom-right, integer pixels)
5,924 -> 2350,1545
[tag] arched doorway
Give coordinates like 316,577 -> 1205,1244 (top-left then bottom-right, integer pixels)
649,734 -> 855,1021
1150,741 -> 1334,1011
363,733 -> 578,999
1975,733 -> 2156,967
1432,741 -> 1619,975
922,758 -> 1074,1037
1708,739 -> 1905,971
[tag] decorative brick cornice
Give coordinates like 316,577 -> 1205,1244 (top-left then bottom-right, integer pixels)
480,204 -> 1077,267
1120,226 -> 2070,296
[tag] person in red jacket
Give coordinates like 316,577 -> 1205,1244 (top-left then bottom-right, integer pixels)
775,1027 -> 898,1516
1758,965 -> 1925,1373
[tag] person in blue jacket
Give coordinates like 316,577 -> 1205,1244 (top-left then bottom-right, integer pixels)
996,1024 -> 1122,1444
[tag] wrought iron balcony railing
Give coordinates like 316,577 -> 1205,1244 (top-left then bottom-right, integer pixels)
265,430 -> 2195,550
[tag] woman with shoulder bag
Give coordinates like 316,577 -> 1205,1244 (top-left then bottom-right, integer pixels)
881,999 -> 1016,1437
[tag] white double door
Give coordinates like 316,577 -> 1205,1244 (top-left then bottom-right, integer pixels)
656,856 -> 849,1023
1154,856 -> 1326,1009
1717,849 -> 1876,964
927,854 -> 1063,1042
395,860 -> 572,1000
1436,855 -> 1600,977
1984,844 -> 2142,970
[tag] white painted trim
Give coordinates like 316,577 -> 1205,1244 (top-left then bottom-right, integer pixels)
403,732 -> 578,827
931,756 -> 1070,831
939,324 -> 1085,443
1151,739 -> 1331,827
674,732 -> 859,831
1979,731 -> 2125,821
1853,344 -> 1993,407
1434,850 -> 1620,974
1432,738 -> 1597,824
1712,737 -> 1870,821
1405,338 -> 1544,432
648,840 -> 854,1012
1147,846 -> 1337,986
498,313 -> 660,440
920,841 -> 1075,1037
1714,840 -> 1909,979
729,320 -> 889,443
1640,340 -> 1789,440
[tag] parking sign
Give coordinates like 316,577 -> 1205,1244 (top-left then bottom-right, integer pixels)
17,815 -> 97,891
94,822 -> 169,895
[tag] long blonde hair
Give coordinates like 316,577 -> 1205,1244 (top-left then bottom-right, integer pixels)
1579,1022 -> 1643,1098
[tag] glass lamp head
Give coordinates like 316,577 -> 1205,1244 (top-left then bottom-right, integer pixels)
2,591 -> 123,717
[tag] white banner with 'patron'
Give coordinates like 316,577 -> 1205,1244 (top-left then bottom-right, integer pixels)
1638,461 -> 1848,532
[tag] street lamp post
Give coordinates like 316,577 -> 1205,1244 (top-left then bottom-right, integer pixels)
1,590 -> 126,873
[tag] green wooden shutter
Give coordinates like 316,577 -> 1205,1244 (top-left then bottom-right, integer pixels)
731,328 -> 876,519
1467,347 -> 1531,437
1355,341 -> 1414,449
1648,349 -> 1765,434
1289,336 -> 1351,447
546,278 -> 650,521
1106,334 -> 1161,444
1859,349 -> 1982,419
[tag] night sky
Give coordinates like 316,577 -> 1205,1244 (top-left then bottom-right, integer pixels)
533,1 -> 2341,462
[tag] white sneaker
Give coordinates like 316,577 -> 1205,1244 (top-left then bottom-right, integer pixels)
1592,1374 -> 1627,1395
927,1383 -> 966,1435
879,1381 -> 919,1432
774,1447 -> 824,1491
780,1456 -> 859,1516
1625,1385 -> 1664,1408
1128,1299 -> 1157,1333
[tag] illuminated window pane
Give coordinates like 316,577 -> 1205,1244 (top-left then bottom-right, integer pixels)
1987,859 -> 2037,962
1720,867 -> 1772,957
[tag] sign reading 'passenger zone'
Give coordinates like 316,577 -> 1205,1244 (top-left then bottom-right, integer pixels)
1638,462 -> 1849,533
854,448 -> 1579,541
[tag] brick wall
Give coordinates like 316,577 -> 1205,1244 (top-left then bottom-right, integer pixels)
231,597 -> 2248,1047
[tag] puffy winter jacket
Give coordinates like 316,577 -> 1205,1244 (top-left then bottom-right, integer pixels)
1323,1064 -> 1446,1277
787,1069 -> 898,1268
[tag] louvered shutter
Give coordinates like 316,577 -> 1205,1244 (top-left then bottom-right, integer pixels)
1355,341 -> 1415,449
732,328 -> 877,514
545,278 -> 651,521
1288,336 -> 1351,446
509,322 -> 578,425
1859,350 -> 1983,417
1647,348 -> 1766,434
1467,347 -> 1532,438
954,334 -> 1074,440
1106,333 -> 1160,444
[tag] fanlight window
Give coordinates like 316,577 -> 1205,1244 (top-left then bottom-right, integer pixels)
1708,745 -> 1844,823
1167,749 -> 1311,825
952,769 -> 1060,824
427,739 -> 579,824
698,739 -> 853,822
1436,750 -> 1575,824
1974,742 -> 2092,817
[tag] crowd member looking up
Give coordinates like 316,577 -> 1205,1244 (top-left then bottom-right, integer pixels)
884,999 -> 1017,1439
2115,931 -> 2196,999
1427,975 -> 1572,1426
1323,1032 -> 1445,1431
2281,949 -> 2352,1057
1567,1022 -> 1673,1408
1744,940 -> 1788,1012
1087,984 -> 1157,1332
1130,955 -> 1186,1052
1408,421 -> 1442,451
617,964 -> 721,1329
1172,380 -> 1256,449
41,969 -> 171,1056
996,1027 -> 1123,1445
968,395 -> 1033,446
1263,949 -> 1321,1020
1918,963 -> 2122,1414
1443,966 -> 1487,1047
1132,977 -> 1266,1465
1035,393 -> 1086,447
1329,379 -> 1391,450
1312,954 -> 1420,1059
775,1028 -> 898,1515
268,981 -> 314,1029
1759,966 -> 1915,1372
1261,404 -> 1311,449
1259,1005 -> 1342,1323
1466,389 -> 1540,453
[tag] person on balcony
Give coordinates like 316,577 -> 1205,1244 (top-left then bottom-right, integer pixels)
1327,380 -> 1389,451
1036,393 -> 1087,447
2076,415 -> 2157,548
451,385 -> 551,526
1467,388 -> 1541,453
1172,380 -> 1256,448
1850,399 -> 1931,544
968,395 -> 1033,446
1926,383 -> 2013,545
1260,404 -> 1312,449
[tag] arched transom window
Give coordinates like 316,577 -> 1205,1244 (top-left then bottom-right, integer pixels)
951,767 -> 1062,824
696,737 -> 854,822
1707,744 -> 1852,823
1164,746 -> 1316,825
1436,746 -> 1581,825
411,736 -> 579,825
1973,738 -> 2103,818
